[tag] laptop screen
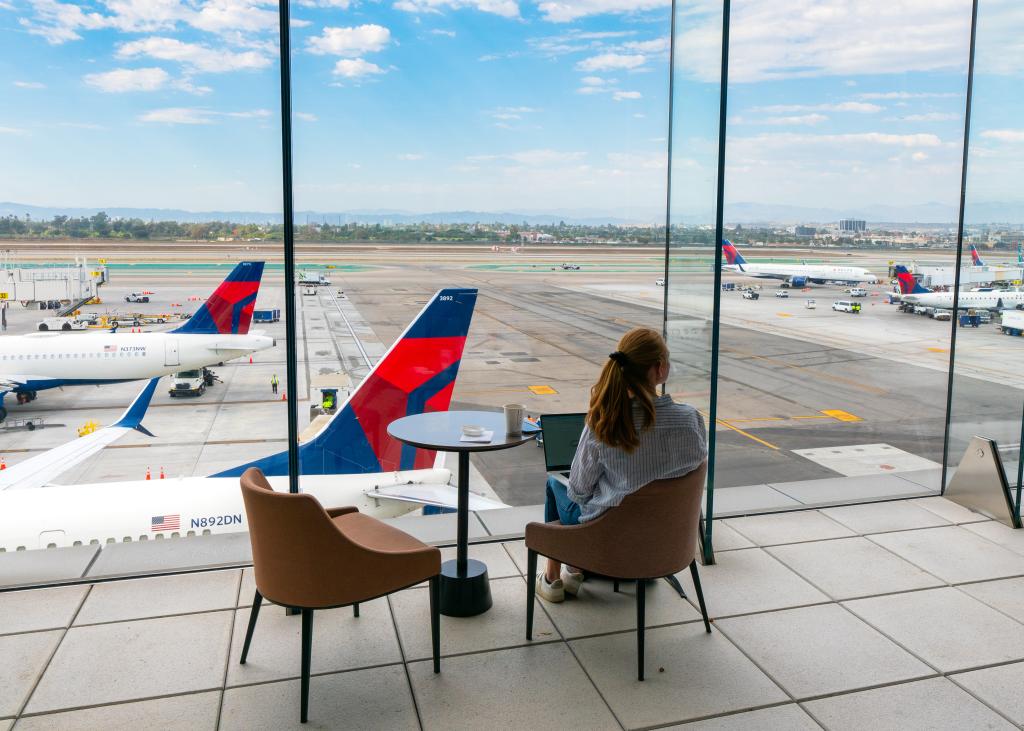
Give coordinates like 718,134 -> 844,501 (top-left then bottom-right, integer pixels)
541,413 -> 587,473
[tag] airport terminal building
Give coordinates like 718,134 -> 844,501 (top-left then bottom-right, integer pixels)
1,1 -> 1023,729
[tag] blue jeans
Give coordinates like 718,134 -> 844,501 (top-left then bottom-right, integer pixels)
545,477 -> 582,526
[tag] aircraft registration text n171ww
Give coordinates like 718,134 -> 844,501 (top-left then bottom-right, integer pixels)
0,261 -> 273,422
722,241 -> 879,287
0,287 -> 514,552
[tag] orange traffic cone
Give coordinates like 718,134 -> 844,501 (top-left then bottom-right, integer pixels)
145,466 -> 151,480
0,457 -> 5,470
159,466 -> 165,479
281,391 -> 287,401
249,355 -> 253,364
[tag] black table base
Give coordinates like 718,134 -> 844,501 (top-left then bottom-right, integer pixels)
439,558 -> 492,617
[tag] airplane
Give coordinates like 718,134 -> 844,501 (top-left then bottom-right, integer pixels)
0,287 -> 513,552
0,261 -> 273,422
721,241 -> 879,286
970,243 -> 986,267
893,265 -> 1024,310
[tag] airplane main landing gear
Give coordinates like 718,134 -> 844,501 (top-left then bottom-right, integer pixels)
0,405 -> 6,423
15,391 -> 37,405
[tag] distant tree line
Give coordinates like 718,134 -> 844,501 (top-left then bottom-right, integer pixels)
0,213 -> 672,245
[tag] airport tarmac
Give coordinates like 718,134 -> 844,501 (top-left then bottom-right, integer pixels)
1,243 -> 1021,512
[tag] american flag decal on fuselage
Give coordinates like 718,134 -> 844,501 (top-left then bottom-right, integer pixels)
151,514 -> 180,531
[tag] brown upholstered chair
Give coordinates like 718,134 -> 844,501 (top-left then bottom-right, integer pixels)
525,463 -> 709,680
239,467 -> 442,723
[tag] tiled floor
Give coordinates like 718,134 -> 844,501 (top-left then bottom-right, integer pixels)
3,497 -> 1024,730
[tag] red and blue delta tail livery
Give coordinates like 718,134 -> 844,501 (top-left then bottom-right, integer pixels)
173,261 -> 264,335
894,265 -> 930,295
723,240 -> 747,268
970,244 -> 986,267
216,287 -> 478,478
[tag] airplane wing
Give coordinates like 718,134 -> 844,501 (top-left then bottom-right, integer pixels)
0,378 -> 160,491
365,484 -> 510,511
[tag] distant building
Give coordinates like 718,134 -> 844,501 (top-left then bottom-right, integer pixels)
520,231 -> 555,243
839,219 -> 866,233
795,225 -> 816,237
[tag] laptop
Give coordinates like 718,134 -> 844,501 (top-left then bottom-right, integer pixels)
541,413 -> 587,487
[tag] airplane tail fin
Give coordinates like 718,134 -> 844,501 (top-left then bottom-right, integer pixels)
970,244 -> 986,267
214,287 -> 478,478
1017,242 -> 1022,266
172,261 -> 264,335
894,265 -> 931,294
723,240 -> 747,269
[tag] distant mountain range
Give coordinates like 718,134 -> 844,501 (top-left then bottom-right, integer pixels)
3,200 -> 1024,226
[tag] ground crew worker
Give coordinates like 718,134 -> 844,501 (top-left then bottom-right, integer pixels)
322,391 -> 335,411
271,374 -> 279,394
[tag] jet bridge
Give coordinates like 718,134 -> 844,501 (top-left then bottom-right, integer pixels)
0,257 -> 108,307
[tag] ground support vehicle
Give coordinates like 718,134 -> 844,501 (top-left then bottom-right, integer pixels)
742,290 -> 759,300
253,308 -> 281,323
805,299 -> 816,309
833,300 -> 861,313
775,290 -> 789,298
38,317 -> 88,331
168,367 -> 219,397
125,292 -> 150,303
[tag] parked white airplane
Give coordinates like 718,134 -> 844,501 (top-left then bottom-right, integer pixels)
894,266 -> 1024,310
722,241 -> 879,286
0,287 -> 512,552
0,262 -> 273,421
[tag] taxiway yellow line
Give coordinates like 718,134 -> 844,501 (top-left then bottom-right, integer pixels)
702,411 -> 780,450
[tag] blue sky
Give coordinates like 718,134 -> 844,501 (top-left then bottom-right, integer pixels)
0,0 -> 1021,220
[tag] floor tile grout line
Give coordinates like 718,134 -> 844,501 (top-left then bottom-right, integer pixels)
945,665 -> 1024,729
708,620 -> 800,704
384,593 -> 424,731
513,565 -> 626,730
14,687 -> 228,721
214,569 -> 244,730
14,583 -> 93,721
949,583 -> 1024,630
630,699 -> 821,731
722,510 -> 860,545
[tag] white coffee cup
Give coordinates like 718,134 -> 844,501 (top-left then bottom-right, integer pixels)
504,403 -> 526,436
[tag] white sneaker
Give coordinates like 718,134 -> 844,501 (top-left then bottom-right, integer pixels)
561,569 -> 584,597
535,573 -> 565,603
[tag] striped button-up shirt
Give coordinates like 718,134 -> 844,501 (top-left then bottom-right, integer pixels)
567,394 -> 707,522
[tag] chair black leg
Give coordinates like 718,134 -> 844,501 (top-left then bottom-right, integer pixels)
353,603 -> 359,618
240,590 -> 262,664
636,579 -> 646,681
300,608 -> 313,724
526,548 -> 537,641
690,560 -> 711,634
613,579 -> 619,593
663,574 -> 688,599
429,575 -> 441,674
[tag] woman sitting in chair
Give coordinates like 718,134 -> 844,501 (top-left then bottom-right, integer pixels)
537,326 -> 707,603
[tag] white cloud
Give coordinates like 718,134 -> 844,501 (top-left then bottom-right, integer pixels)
0,126 -> 28,135
467,149 -> 587,165
762,113 -> 829,126
860,91 -> 959,99
981,129 -> 1024,143
295,0 -> 351,6
138,107 -> 272,124
576,53 -> 645,72
911,151 -> 929,161
307,24 -> 390,57
538,0 -> 666,23
118,37 -> 272,72
622,37 -> 669,54
20,0 -> 110,44
138,107 -> 211,124
333,58 -> 386,78
486,106 -> 539,120
429,29 -> 456,37
741,131 -> 943,149
612,90 -> 641,101
895,112 -> 959,122
678,0 -> 975,83
84,66 -> 170,92
190,0 -> 277,34
750,101 -> 882,114
296,112 -> 318,122
13,80 -> 47,89
398,153 -> 424,160
393,0 -> 519,18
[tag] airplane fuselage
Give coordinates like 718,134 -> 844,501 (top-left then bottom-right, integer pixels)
0,470 -> 448,551
723,262 -> 878,285
900,289 -> 1024,310
0,330 -> 274,393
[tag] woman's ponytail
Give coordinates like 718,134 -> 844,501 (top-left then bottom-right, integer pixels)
587,328 -> 668,452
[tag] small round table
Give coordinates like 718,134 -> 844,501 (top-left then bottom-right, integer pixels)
388,410 -> 535,617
